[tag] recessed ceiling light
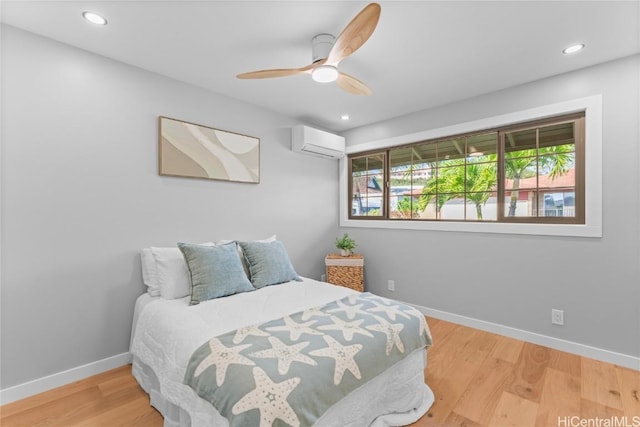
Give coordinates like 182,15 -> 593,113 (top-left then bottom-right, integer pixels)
340,114 -> 350,121
563,44 -> 585,55
82,11 -> 108,26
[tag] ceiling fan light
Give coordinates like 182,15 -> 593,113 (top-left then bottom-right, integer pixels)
312,65 -> 339,83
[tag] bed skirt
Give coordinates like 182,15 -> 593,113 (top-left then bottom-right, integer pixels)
132,350 -> 434,427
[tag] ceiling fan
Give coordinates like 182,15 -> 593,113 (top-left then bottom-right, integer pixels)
236,3 -> 381,95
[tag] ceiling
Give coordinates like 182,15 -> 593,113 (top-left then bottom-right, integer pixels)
2,1 -> 639,132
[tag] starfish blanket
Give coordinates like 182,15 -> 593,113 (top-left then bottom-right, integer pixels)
183,292 -> 432,427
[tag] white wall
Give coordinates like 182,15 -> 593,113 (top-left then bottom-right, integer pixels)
342,55 -> 640,362
0,25 -> 341,389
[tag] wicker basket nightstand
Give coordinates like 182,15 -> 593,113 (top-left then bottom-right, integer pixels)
325,253 -> 364,292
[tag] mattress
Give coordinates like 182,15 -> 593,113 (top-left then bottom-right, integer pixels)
130,278 -> 434,426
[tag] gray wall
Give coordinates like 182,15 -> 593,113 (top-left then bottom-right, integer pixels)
0,25 -> 340,388
342,55 -> 640,359
2,22 -> 638,392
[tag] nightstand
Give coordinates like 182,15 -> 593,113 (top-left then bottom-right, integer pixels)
325,253 -> 364,292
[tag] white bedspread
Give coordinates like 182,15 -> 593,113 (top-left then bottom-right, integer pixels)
130,278 -> 433,427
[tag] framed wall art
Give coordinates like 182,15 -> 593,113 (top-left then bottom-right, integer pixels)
159,116 -> 260,183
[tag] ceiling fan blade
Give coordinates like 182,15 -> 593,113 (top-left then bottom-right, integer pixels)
336,72 -> 372,96
325,3 -> 381,66
236,64 -> 314,79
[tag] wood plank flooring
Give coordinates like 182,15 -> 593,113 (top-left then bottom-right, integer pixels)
2,317 -> 638,426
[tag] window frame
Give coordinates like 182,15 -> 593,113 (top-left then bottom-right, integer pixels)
349,152 -> 387,218
339,95 -> 602,237
496,113 -> 585,225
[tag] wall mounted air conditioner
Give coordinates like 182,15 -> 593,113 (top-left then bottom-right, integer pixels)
291,125 -> 345,159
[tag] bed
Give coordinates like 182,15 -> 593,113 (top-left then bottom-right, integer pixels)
130,240 -> 434,427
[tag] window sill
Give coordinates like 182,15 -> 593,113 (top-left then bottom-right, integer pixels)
339,217 -> 601,237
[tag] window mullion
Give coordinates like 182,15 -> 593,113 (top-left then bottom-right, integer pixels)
535,127 -> 540,217
384,150 -> 390,219
497,131 -> 505,221
575,117 -> 586,222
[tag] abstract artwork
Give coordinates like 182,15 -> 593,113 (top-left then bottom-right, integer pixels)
159,116 -> 260,183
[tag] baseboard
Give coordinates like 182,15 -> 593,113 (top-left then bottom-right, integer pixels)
410,303 -> 640,371
0,352 -> 132,405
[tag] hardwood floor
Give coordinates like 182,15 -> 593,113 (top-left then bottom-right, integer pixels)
2,317 -> 639,426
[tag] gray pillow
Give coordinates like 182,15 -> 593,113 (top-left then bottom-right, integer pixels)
239,240 -> 301,289
178,242 -> 254,305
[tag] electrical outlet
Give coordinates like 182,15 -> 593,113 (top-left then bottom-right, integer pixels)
321,274 -> 326,282
551,309 -> 564,325
387,280 -> 395,291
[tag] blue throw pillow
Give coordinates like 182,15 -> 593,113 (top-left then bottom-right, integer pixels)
238,240 -> 301,289
178,242 -> 254,305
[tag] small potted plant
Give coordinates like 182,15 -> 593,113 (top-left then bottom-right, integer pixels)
335,233 -> 357,256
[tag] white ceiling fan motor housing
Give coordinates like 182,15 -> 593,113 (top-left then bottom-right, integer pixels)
311,34 -> 335,62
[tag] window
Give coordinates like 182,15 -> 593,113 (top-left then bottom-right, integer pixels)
407,132 -> 499,221
348,113 -> 585,225
350,153 -> 385,217
500,116 -> 584,223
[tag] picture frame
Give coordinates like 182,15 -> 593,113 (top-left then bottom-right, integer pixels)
158,116 -> 260,183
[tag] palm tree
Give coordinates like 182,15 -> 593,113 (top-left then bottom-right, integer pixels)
465,162 -> 497,220
505,145 -> 573,216
417,160 -> 458,219
395,197 -> 417,218
418,158 -> 497,220
417,144 -> 573,220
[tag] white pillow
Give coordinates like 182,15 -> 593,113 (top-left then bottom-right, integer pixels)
144,243 -> 215,299
215,234 -> 276,246
141,248 -> 160,296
